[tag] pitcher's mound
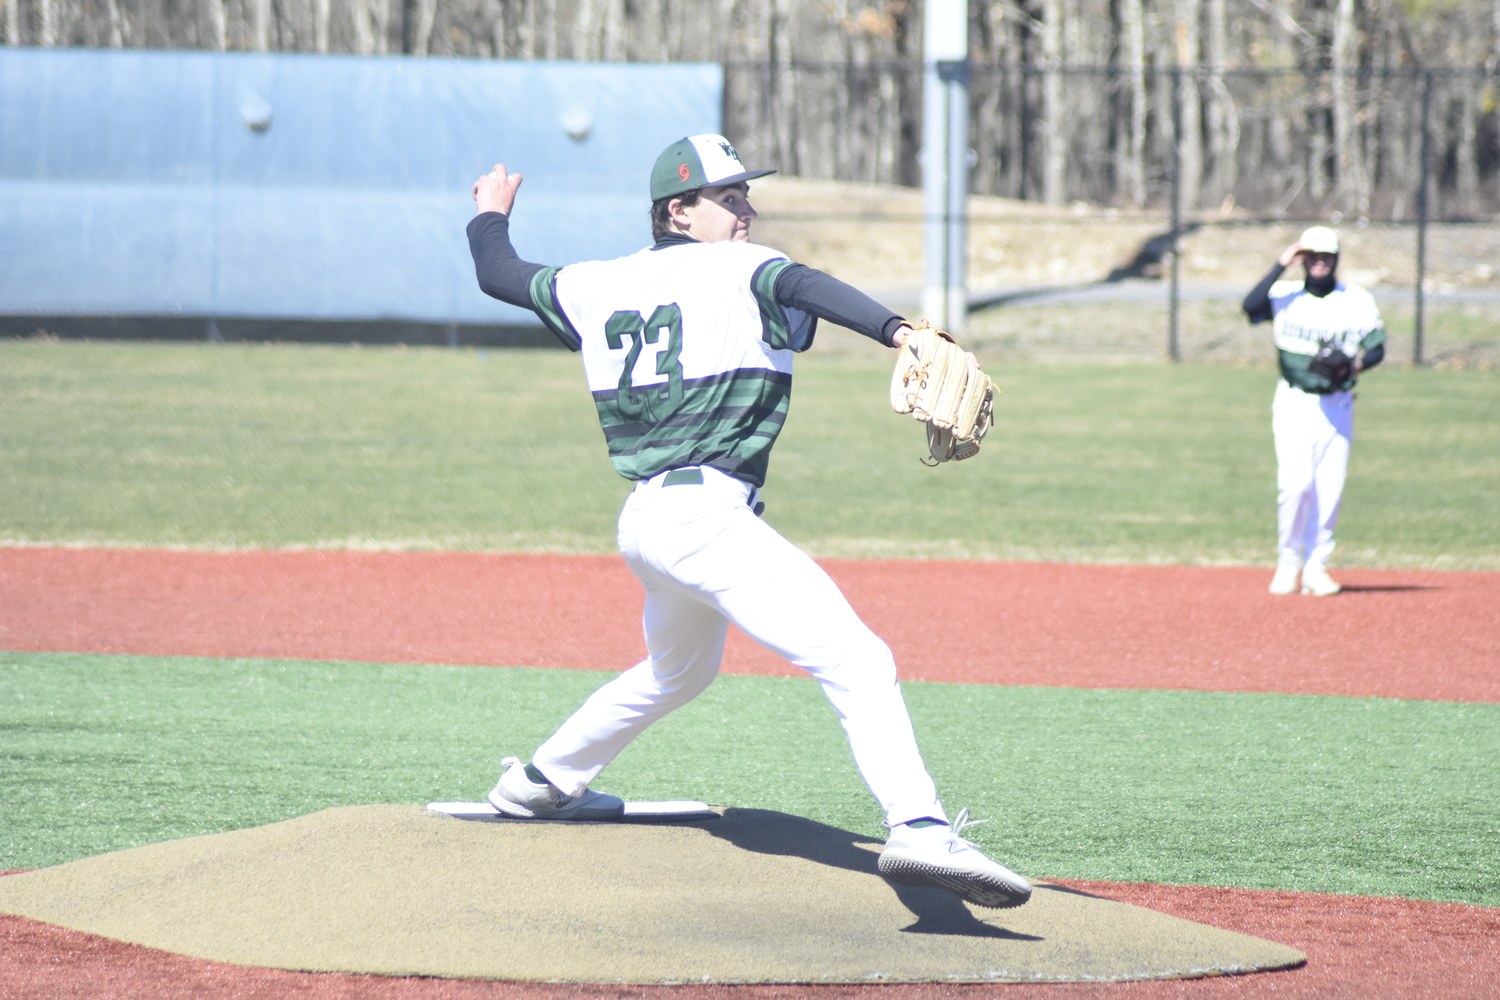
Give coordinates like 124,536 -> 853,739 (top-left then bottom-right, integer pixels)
0,805 -> 1303,984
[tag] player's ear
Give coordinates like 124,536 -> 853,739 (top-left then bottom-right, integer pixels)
666,197 -> 695,233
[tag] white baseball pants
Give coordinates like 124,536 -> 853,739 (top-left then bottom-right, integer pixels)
532,465 -> 947,827
1272,380 -> 1354,570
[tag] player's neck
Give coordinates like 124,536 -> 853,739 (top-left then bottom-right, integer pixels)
1305,273 -> 1337,297
653,231 -> 700,250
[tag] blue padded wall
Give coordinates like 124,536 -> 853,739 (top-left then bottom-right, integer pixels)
0,49 -> 722,325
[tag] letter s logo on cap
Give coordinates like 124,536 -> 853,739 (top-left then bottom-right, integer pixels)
678,164 -> 690,181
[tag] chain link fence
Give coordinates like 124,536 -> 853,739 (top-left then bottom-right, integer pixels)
730,61 -> 1500,369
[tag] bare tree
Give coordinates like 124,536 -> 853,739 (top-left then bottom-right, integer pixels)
203,0 -> 227,50
1331,0 -> 1367,212
352,0 -> 391,54
770,0 -> 797,174
15,0 -> 1500,216
974,0 -> 1007,196
1041,0 -> 1065,205
314,0 -> 330,51
1173,0 -> 1202,210
1122,0 -> 1148,206
600,0 -> 625,60
487,0 -> 504,56
1204,0 -> 1238,208
571,0 -> 598,59
412,0 -> 437,55
103,0 -> 127,47
252,0 -> 270,50
39,0 -> 57,46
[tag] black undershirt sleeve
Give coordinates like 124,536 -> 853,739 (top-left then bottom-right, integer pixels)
467,212 -> 545,311
772,263 -> 906,346
1242,261 -> 1286,324
1361,343 -> 1385,371
467,216 -> 905,346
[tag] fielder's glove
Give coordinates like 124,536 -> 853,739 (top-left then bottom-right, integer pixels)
1307,340 -> 1354,385
890,321 -> 998,464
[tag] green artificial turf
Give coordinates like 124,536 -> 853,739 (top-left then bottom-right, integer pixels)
4,652 -> 1496,906
2,340 -> 1497,567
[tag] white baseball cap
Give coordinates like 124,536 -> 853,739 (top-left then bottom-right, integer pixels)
1299,226 -> 1340,254
650,134 -> 775,201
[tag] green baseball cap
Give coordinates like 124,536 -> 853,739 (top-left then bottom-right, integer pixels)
650,134 -> 776,201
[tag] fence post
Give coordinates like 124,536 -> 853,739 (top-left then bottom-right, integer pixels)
1168,66 -> 1182,363
1414,69 -> 1432,366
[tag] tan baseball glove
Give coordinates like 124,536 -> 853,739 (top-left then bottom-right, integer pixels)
890,322 -> 997,464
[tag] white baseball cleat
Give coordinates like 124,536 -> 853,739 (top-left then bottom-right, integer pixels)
1268,562 -> 1301,595
487,756 -> 625,820
878,809 -> 1031,909
1300,565 -> 1342,596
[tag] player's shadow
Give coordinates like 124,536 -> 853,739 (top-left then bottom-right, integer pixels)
1337,584 -> 1440,593
701,807 -> 1041,940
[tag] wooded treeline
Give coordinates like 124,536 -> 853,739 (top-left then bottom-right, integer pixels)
5,0 -> 1497,216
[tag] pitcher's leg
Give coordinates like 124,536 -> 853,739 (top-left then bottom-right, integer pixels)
675,508 -> 943,826
533,583 -> 728,797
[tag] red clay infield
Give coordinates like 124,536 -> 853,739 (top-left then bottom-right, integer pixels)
1,547 -> 1495,701
3,546 -> 1498,998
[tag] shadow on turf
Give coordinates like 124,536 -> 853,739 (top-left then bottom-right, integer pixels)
1337,584 -> 1442,593
705,807 -> 1042,940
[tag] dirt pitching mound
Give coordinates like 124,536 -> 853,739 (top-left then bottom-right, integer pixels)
0,806 -> 1303,985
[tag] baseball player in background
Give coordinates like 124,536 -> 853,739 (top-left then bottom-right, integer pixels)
465,135 -> 1030,909
1242,226 -> 1386,596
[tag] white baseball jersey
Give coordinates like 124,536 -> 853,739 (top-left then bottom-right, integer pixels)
526,240 -> 813,486
1268,280 -> 1386,393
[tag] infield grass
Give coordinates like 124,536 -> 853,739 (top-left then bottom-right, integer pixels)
4,652 -> 1496,907
2,340 -> 1497,567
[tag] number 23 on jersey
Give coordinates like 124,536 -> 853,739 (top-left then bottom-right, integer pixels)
605,303 -> 683,421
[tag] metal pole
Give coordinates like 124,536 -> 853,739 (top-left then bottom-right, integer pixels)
1168,66 -> 1181,363
1414,69 -> 1432,366
922,64 -> 946,327
942,58 -> 970,334
922,0 -> 967,333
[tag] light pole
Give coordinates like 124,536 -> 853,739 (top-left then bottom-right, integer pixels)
922,0 -> 969,334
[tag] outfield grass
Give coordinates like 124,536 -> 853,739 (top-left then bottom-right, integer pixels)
4,652 -> 1496,906
2,340 -> 1497,567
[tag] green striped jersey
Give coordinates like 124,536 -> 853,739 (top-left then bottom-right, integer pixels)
1269,280 -> 1386,393
528,241 -> 814,487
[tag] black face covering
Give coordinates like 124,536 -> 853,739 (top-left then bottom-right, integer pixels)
1305,260 -> 1338,297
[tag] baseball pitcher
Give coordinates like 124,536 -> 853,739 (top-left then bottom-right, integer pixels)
466,135 -> 1027,909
